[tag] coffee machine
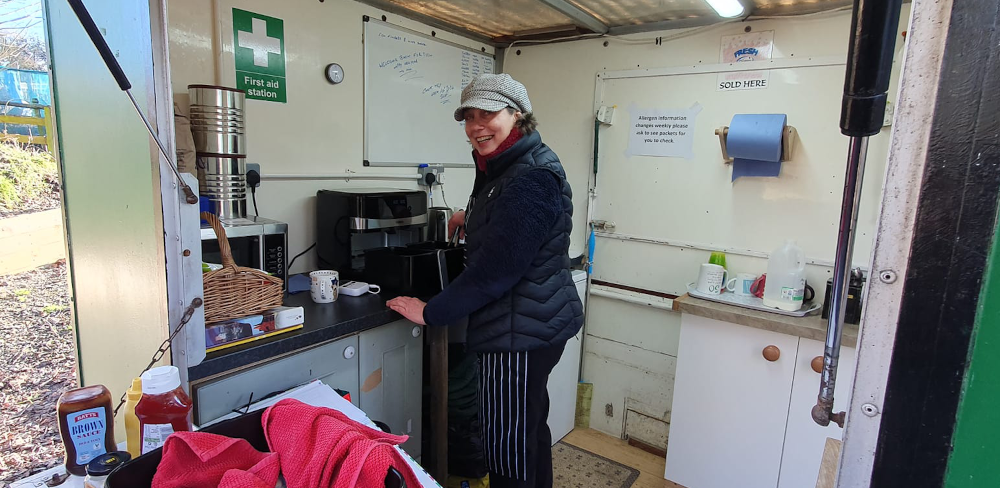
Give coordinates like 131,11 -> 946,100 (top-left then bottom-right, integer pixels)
316,189 -> 428,279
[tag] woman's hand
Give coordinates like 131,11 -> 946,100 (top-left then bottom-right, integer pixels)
449,210 -> 466,240
386,297 -> 427,325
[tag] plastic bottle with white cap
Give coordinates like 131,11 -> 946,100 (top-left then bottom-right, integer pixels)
134,366 -> 193,454
763,240 -> 807,311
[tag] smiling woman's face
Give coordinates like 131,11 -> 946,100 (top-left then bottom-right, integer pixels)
463,108 -> 520,155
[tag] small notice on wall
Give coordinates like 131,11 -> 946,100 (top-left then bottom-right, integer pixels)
717,31 -> 774,92
233,8 -> 287,103
626,103 -> 702,159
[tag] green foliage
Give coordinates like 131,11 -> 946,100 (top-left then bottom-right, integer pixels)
42,304 -> 66,314
0,141 -> 57,211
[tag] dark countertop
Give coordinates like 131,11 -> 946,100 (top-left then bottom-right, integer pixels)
673,294 -> 859,348
188,291 -> 402,382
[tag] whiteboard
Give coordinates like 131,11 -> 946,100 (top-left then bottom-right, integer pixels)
591,59 -> 896,296
364,19 -> 495,166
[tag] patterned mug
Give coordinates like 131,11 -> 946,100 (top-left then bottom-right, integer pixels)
310,270 -> 340,304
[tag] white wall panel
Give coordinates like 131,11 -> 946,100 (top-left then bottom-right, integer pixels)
167,0 -> 491,272
582,331 -> 677,439
593,60 -> 891,295
593,222 -> 837,298
584,293 -> 681,356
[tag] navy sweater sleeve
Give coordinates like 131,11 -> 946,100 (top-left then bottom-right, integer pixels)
423,169 -> 562,326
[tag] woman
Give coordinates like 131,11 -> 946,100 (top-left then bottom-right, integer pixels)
387,73 -> 583,488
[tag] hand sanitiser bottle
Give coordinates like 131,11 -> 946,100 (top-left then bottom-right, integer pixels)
763,240 -> 807,311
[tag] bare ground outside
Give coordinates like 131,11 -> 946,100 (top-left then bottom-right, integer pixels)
0,260 -> 75,485
0,141 -> 72,485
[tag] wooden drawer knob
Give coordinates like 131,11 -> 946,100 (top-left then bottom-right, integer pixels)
812,356 -> 824,373
762,345 -> 780,362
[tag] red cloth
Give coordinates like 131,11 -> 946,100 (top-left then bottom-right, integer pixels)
151,431 -> 280,488
475,128 -> 523,171
262,398 -> 422,488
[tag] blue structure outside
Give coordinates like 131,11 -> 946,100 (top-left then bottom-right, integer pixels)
0,67 -> 52,137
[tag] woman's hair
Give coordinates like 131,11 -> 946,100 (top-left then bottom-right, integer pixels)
506,107 -> 538,135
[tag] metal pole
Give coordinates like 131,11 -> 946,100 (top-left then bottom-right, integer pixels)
812,0 -> 902,427
125,90 -> 197,203
813,136 -> 868,427
67,0 -> 198,204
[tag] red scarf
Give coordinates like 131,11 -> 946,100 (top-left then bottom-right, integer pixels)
474,129 -> 522,172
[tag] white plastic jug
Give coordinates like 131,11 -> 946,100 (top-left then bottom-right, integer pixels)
763,240 -> 807,311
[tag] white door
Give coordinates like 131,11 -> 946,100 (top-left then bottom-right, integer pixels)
547,270 -> 587,444
665,315 -> 798,488
778,339 -> 857,488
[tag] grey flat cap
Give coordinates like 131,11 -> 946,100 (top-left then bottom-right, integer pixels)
453,73 -> 532,121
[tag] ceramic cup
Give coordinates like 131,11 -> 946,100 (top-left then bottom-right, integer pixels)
310,270 -> 340,304
726,273 -> 758,296
696,263 -> 728,295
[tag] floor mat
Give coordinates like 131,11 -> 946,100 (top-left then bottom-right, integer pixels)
551,441 -> 640,488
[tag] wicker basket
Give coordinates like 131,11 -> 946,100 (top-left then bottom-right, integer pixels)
201,212 -> 284,324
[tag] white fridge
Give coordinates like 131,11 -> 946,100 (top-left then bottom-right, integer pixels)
547,270 -> 588,444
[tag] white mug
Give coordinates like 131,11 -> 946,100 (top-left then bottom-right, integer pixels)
310,270 -> 340,304
696,263 -> 728,295
726,273 -> 758,296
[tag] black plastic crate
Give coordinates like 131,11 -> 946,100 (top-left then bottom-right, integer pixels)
106,409 -> 407,487
106,409 -> 267,487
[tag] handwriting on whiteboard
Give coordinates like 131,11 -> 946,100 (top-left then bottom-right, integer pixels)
460,50 -> 495,88
378,32 -> 428,47
377,51 -> 434,82
422,83 -> 456,105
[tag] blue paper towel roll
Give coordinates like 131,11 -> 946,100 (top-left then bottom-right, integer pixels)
727,114 -> 786,181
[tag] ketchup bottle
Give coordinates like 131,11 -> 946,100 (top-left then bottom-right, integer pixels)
134,366 -> 192,454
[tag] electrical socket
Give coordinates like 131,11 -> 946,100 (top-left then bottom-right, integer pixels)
246,163 -> 261,188
418,164 -> 444,186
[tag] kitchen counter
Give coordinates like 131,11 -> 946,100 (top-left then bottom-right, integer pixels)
188,291 -> 401,382
672,294 -> 859,347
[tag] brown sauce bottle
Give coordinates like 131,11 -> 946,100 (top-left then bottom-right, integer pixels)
57,385 -> 116,476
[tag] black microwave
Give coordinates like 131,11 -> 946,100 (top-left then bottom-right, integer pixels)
200,216 -> 288,290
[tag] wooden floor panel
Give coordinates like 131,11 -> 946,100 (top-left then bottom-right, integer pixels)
561,429 -> 686,488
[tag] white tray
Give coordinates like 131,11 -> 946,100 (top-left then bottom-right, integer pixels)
687,284 -> 821,317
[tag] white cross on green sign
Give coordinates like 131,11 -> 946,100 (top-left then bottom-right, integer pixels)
233,8 -> 286,103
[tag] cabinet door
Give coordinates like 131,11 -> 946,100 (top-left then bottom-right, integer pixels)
193,335 -> 359,425
778,339 -> 857,488
547,329 -> 583,444
358,319 -> 424,458
665,315 -> 799,488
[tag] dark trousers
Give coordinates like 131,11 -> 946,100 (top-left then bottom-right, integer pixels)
477,343 -> 566,488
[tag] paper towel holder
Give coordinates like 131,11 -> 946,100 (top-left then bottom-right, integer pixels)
714,125 -> 797,164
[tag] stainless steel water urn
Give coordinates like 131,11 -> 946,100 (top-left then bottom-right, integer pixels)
188,84 -> 248,219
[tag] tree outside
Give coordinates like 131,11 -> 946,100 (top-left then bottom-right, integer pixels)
0,0 -> 47,70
